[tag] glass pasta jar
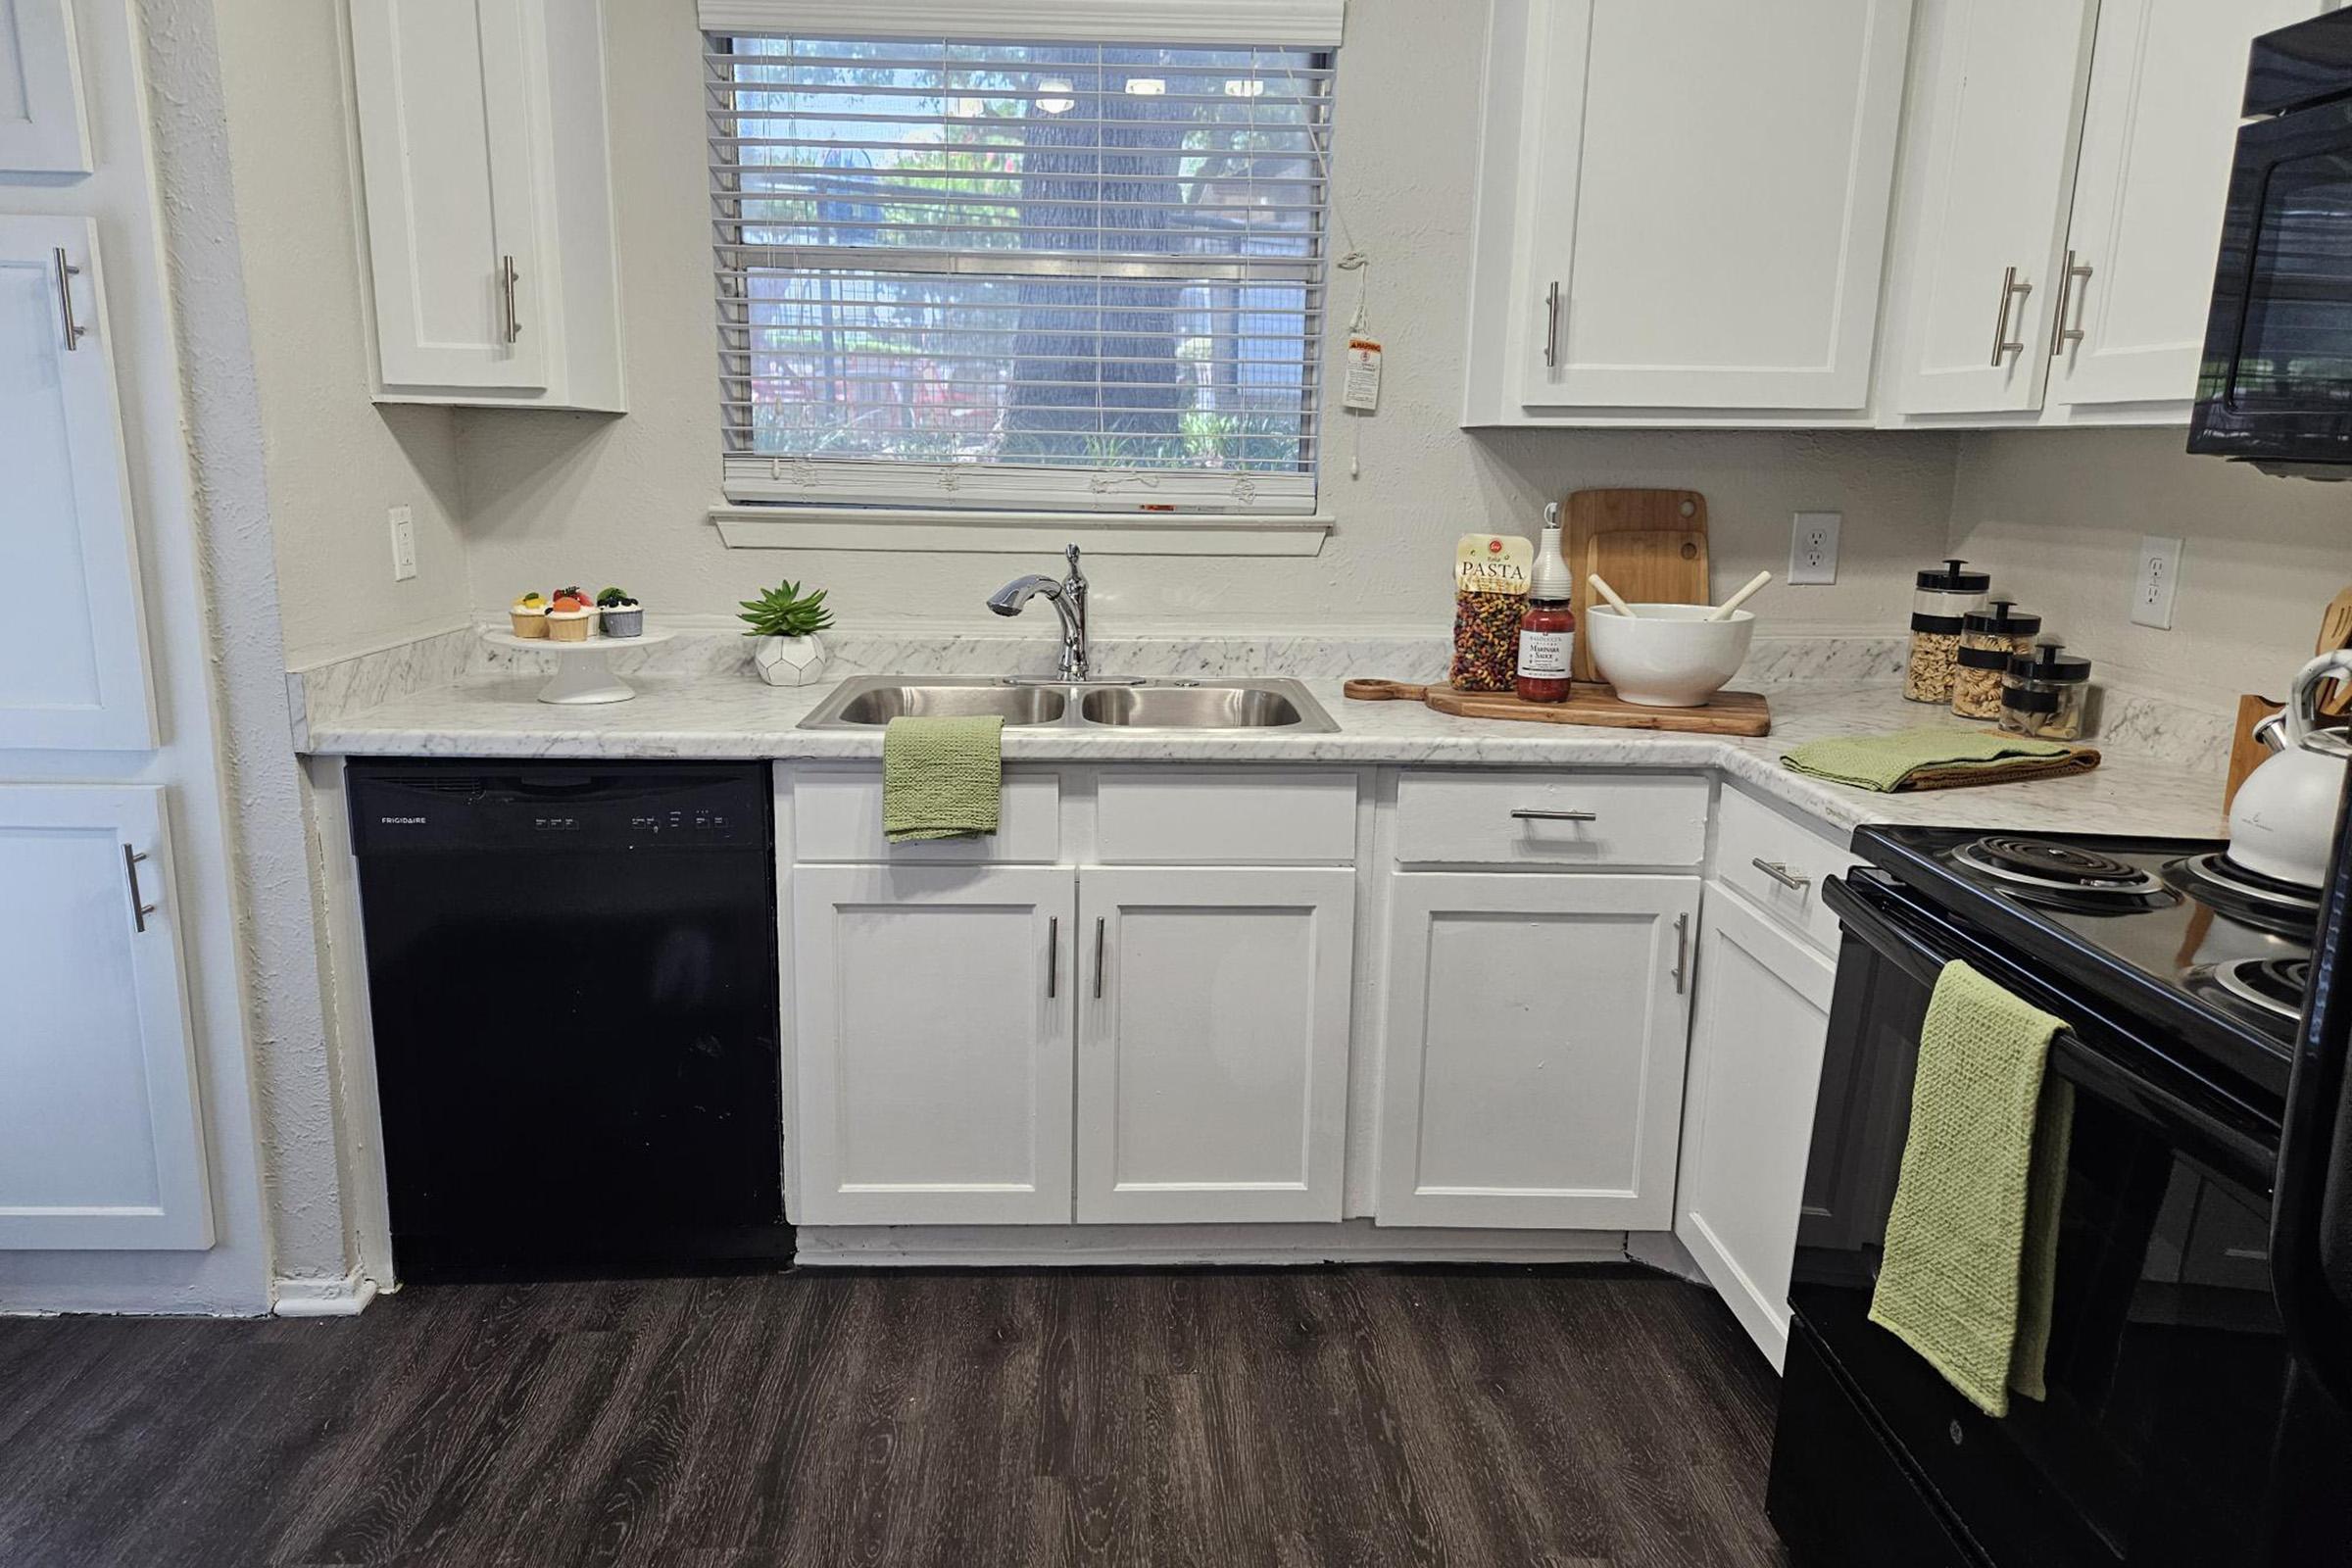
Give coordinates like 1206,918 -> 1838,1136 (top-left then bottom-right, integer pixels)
2001,645 -> 2092,741
1904,559 -> 1990,704
1953,601 -> 2041,720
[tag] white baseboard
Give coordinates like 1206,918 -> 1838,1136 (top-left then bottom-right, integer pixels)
793,1219 -> 1634,1268
272,1269 -> 379,1318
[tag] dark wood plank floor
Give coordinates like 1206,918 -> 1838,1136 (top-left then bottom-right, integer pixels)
0,1267 -> 1787,1568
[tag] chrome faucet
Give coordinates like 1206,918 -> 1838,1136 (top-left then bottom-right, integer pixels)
987,543 -> 1090,680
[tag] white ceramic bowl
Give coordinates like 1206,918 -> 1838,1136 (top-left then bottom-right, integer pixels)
1583,604 -> 1755,708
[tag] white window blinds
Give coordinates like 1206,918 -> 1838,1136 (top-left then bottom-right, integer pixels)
709,30 -> 1338,514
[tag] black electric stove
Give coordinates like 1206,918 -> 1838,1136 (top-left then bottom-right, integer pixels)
1848,826 -> 2313,1112
1768,824 -> 2352,1568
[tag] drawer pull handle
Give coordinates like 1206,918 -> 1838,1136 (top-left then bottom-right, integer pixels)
1751,858 -> 1811,892
1672,912 -> 1689,995
1511,808 -> 1597,822
53,248 -> 85,352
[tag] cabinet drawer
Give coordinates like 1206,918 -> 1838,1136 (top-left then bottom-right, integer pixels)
788,765 -> 1060,863
1714,785 -> 1857,952
1393,770 -> 1706,867
1095,770 -> 1357,864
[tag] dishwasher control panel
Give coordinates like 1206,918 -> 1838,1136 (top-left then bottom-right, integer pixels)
346,761 -> 769,856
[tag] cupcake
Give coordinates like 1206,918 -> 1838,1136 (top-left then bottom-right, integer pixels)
509,592 -> 549,638
546,590 -> 594,642
596,586 -> 643,638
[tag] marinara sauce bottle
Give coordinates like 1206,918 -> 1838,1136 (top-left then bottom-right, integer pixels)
1516,503 -> 1576,703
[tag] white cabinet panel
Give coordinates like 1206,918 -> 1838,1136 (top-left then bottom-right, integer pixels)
348,0 -> 547,389
790,764 -> 1060,863
1512,0 -> 1913,411
2050,0 -> 2318,409
1886,0 -> 2098,416
1393,770 -> 1709,868
1376,873 -> 1698,1230
1094,770 -> 1357,865
0,216 -> 154,749
1675,886 -> 1836,1369
1712,784 -> 1861,955
0,785 -> 212,1250
1076,868 -> 1353,1223
0,0 -> 89,174
791,866 -> 1074,1224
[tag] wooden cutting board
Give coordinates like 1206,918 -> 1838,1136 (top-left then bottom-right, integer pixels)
1343,679 -> 1770,737
1565,488 -> 1711,682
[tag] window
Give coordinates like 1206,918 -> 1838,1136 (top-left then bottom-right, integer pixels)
708,19 -> 1338,516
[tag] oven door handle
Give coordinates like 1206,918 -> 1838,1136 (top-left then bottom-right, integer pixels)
1825,873 -> 2278,1188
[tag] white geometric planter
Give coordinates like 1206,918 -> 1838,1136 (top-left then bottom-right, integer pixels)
754,633 -> 828,687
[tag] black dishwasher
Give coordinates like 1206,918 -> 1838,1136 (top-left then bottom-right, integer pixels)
348,760 -> 788,1280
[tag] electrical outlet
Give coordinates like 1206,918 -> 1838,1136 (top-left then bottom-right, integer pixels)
389,506 -> 417,582
2132,534 -> 2181,629
1788,511 -> 1840,585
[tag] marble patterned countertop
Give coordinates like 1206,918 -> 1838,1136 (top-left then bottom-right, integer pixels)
306,662 -> 2230,843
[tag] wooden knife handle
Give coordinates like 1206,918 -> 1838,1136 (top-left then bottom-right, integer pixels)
1344,678 -> 1431,702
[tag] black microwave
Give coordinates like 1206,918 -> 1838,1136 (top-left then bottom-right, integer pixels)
2192,10 -> 2352,465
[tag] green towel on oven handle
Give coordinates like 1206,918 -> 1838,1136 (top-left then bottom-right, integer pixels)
1868,960 -> 2075,1418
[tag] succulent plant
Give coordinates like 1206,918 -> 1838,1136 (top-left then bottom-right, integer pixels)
738,579 -> 834,640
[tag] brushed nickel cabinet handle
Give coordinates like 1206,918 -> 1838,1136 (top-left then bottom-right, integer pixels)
1751,857 -> 1812,892
1672,911 -> 1690,995
2051,251 -> 2092,357
1093,916 -> 1105,1000
1511,808 -> 1597,822
501,254 -> 521,344
1988,266 -> 2032,366
122,846 -> 156,933
1048,916 -> 1058,999
1544,280 -> 1561,369
53,247 -> 85,352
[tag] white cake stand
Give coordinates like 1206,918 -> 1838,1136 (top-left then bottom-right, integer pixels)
481,625 -> 674,705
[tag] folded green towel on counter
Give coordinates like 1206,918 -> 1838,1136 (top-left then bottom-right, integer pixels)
883,715 -> 1004,842
1869,960 -> 2075,1418
1781,726 -> 2097,793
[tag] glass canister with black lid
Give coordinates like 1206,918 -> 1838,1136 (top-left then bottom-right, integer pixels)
2000,644 -> 2092,740
1904,559 -> 1991,703
1953,600 -> 2042,719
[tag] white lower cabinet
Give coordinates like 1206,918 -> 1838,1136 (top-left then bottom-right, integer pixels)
1675,885 -> 1838,1369
0,785 -> 212,1250
1375,872 -> 1699,1230
1076,867 -> 1354,1224
790,865 -> 1075,1225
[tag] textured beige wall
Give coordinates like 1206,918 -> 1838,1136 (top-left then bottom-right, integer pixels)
1946,428 -> 2352,712
214,0 -> 470,667
448,0 -> 1958,637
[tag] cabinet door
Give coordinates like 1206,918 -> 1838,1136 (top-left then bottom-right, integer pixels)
0,217 -> 155,750
0,786 -> 212,1250
0,0 -> 90,174
1376,873 -> 1698,1229
348,0 -> 547,389
2049,0 -> 2318,409
1675,887 -> 1836,1370
1886,0 -> 2098,416
1515,0 -> 1913,410
791,866 -> 1074,1225
1075,867 -> 1354,1224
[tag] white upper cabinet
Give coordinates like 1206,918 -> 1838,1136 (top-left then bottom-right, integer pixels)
347,0 -> 623,409
1075,867 -> 1354,1225
0,217 -> 155,750
1884,0 -> 2100,416
0,785 -> 213,1250
2047,0 -> 2321,412
1465,0 -> 1914,422
0,0 -> 90,175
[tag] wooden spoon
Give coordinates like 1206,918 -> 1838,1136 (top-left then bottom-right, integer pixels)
1588,574 -> 1639,618
2318,586 -> 2352,716
1710,569 -> 1773,621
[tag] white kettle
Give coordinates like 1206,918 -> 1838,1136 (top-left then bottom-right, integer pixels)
2230,649 -> 2352,888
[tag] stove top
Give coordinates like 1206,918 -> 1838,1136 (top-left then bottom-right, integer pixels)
1850,826 -> 2311,1104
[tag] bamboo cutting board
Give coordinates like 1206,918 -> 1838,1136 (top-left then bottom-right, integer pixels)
1565,489 -> 1712,681
1343,680 -> 1770,737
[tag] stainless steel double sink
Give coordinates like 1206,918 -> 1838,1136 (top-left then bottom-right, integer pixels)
797,675 -> 1339,733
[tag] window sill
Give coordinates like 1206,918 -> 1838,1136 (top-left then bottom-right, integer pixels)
710,507 -> 1332,557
